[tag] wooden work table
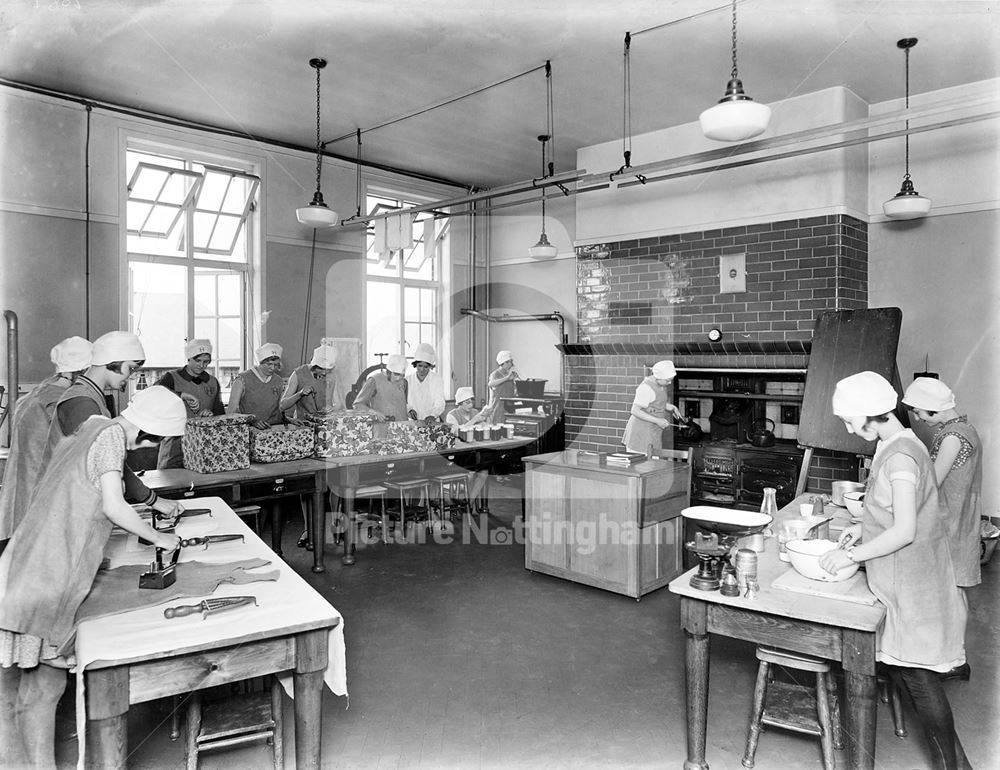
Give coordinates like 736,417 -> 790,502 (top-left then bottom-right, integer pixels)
668,493 -> 885,769
76,497 -> 345,769
142,436 -> 536,572
523,450 -> 690,599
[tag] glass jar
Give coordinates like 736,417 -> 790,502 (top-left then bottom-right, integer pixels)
760,487 -> 778,537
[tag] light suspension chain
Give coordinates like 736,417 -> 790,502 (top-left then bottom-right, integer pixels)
313,60 -> 324,194
730,0 -> 739,81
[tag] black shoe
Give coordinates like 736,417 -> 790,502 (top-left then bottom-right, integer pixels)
939,662 -> 971,682
296,532 -> 310,548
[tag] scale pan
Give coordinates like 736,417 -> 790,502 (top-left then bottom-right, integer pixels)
682,506 -> 773,537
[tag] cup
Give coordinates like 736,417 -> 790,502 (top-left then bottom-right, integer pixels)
463,427 -> 476,442
504,423 -> 515,439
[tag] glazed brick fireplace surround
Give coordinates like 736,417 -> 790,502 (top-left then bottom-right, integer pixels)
559,214 -> 869,493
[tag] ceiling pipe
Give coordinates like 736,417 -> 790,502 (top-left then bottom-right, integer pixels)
460,308 -> 567,395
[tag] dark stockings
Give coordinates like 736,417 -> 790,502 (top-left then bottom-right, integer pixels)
888,665 -> 973,770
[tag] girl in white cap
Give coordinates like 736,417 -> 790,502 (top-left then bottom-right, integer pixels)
446,387 -> 490,511
352,353 -> 409,422
155,338 -> 225,469
227,343 -> 285,429
44,330 -> 181,521
0,386 -> 184,769
281,343 -> 339,421
903,377 -> 983,591
0,336 -> 92,547
481,350 -> 519,424
406,343 -> 446,422
820,371 -> 971,768
622,360 -> 684,453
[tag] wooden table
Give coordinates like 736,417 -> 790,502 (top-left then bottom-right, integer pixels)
668,494 -> 886,770
143,437 -> 535,573
75,497 -> 345,769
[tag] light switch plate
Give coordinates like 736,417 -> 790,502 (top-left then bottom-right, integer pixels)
719,253 -> 746,293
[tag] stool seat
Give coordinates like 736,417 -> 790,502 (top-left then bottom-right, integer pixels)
743,646 -> 839,770
431,471 -> 473,522
185,677 -> 283,769
383,477 -> 434,535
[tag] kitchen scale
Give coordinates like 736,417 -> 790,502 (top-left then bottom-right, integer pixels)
681,506 -> 773,591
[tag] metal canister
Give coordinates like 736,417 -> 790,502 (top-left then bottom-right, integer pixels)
719,566 -> 740,597
734,548 -> 758,592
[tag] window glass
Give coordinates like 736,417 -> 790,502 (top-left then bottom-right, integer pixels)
129,262 -> 187,369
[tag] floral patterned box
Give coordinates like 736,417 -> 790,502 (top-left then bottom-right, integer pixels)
182,414 -> 253,473
417,422 -> 457,450
311,413 -> 378,458
250,424 -> 315,463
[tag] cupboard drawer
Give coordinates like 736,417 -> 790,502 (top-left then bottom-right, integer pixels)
176,484 -> 234,504
240,474 -> 315,500
357,459 -> 423,485
640,491 -> 687,527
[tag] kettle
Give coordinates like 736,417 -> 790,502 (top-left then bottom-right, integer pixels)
679,418 -> 704,442
747,418 -> 776,447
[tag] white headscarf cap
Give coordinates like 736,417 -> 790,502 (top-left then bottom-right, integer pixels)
902,377 -> 956,411
651,360 -> 676,380
412,343 -> 437,366
386,353 -> 407,374
454,387 -> 475,404
254,343 -> 283,363
50,336 -> 92,373
310,345 -> 337,369
496,350 -> 513,365
90,331 -> 145,366
185,339 -> 212,360
832,371 -> 898,417
121,386 -> 187,436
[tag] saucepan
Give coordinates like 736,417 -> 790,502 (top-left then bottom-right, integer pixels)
831,480 -> 864,507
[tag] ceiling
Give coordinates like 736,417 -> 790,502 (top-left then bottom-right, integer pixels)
1,1 -> 997,190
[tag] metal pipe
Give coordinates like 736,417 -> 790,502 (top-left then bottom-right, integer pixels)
3,310 -> 18,446
460,308 -> 567,393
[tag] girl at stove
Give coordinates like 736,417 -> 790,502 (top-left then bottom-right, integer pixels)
622,360 -> 684,453
820,371 -> 971,770
902,377 -> 982,590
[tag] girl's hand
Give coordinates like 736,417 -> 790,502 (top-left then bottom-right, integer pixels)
371,411 -> 387,423
252,418 -> 271,430
659,418 -> 671,429
152,497 -> 182,521
838,525 -> 862,547
301,387 -> 315,397
198,408 -> 214,417
818,548 -> 855,575
153,531 -> 181,552
180,393 -> 201,411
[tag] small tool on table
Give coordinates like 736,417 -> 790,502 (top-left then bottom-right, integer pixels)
179,534 -> 245,549
138,507 -> 214,545
163,595 -> 258,619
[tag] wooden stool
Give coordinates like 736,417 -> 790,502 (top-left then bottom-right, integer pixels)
232,504 -> 262,534
332,484 -> 390,546
742,646 -> 839,770
185,676 -> 283,769
384,477 -> 433,534
432,471 -> 472,521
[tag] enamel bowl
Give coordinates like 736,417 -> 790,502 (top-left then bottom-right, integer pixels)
843,491 -> 865,520
785,538 -> 860,582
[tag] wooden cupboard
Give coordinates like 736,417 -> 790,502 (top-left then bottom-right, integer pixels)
523,451 -> 690,599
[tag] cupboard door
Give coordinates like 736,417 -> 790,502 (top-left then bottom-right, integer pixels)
525,469 -> 569,570
567,475 -> 637,590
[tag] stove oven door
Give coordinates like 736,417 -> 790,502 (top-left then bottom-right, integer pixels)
736,450 -> 800,508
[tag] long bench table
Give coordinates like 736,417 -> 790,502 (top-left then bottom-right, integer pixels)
142,437 -> 535,573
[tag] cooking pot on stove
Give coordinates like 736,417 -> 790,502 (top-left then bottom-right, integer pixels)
747,418 -> 776,447
678,418 -> 704,442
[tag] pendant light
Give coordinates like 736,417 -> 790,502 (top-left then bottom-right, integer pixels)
296,57 -> 339,228
699,0 -> 771,142
528,133 -> 558,259
883,38 -> 932,220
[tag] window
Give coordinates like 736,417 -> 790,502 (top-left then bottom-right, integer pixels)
365,192 -> 450,376
125,147 -> 259,395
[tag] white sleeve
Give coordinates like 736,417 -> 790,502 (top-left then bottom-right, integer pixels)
632,382 -> 657,409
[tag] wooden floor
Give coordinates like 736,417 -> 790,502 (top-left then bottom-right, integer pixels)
56,476 -> 999,769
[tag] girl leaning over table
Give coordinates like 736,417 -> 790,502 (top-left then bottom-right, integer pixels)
819,371 -> 972,770
0,386 -> 185,770
352,353 -> 409,422
0,336 -> 92,553
446,386 -> 490,513
227,342 -> 285,429
902,377 -> 983,591
156,338 -> 225,469
480,350 -> 518,424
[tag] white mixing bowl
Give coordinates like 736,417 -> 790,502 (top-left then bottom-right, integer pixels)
843,491 -> 865,520
785,538 -> 860,582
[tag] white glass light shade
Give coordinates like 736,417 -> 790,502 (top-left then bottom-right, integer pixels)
296,197 -> 339,227
883,192 -> 932,220
699,99 -> 771,142
528,232 -> 558,259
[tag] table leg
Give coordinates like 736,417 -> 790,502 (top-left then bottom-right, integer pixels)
680,598 -> 710,770
842,628 -> 878,770
293,629 -> 329,770
85,666 -> 129,769
311,471 -> 326,573
340,484 -> 356,566
270,501 -> 284,557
